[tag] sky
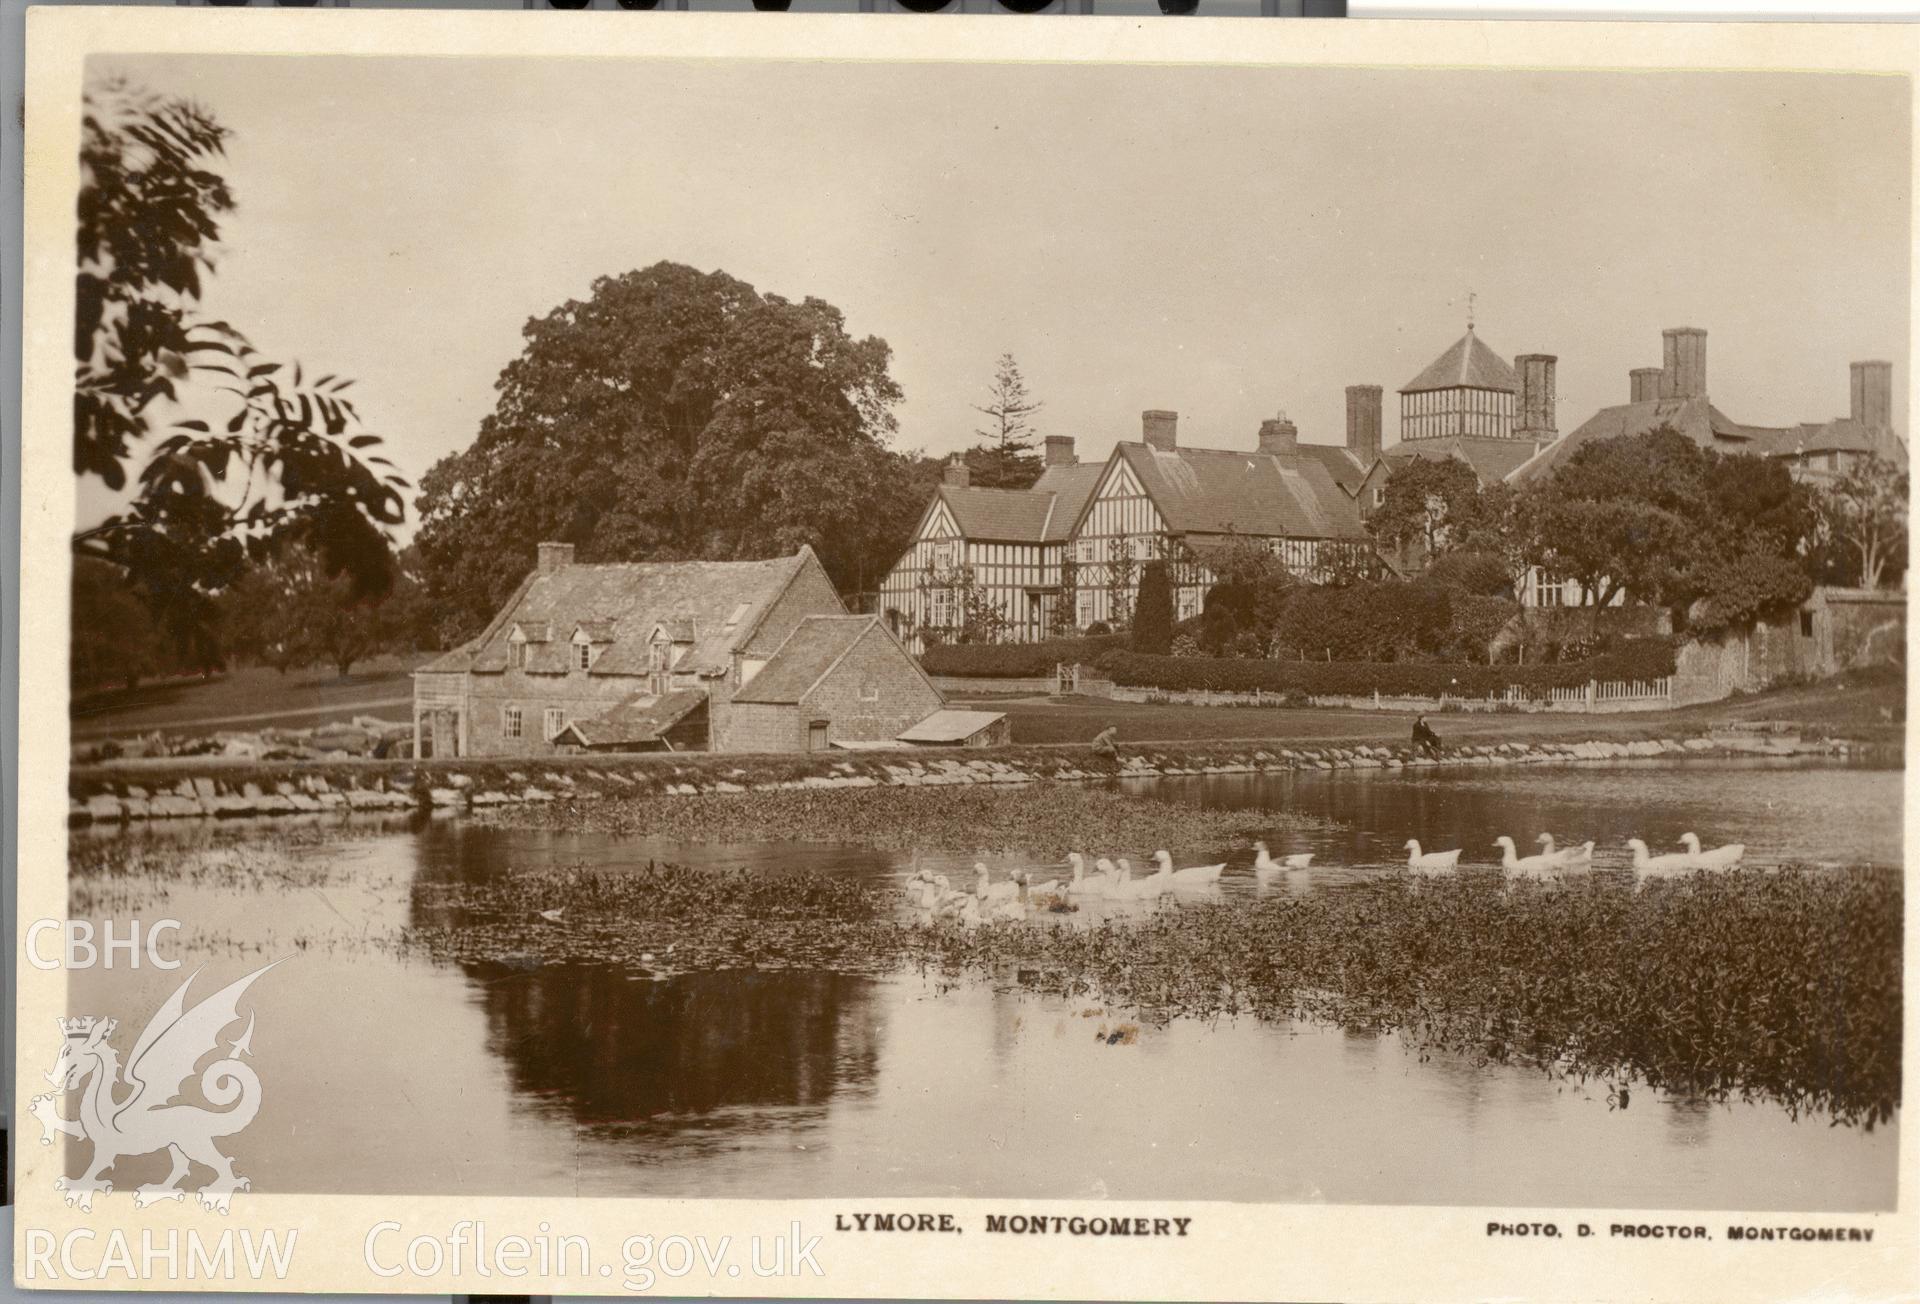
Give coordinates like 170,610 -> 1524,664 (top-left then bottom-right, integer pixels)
87,54 -> 1911,536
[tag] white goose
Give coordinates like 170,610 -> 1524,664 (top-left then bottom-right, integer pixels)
973,864 -> 1020,905
933,879 -> 982,925
1403,840 -> 1461,874
1253,842 -> 1314,883
1109,857 -> 1169,902
1536,833 -> 1594,871
1626,838 -> 1693,881
1678,833 -> 1744,871
1154,850 -> 1226,889
986,873 -> 1031,923
1067,853 -> 1113,897
902,869 -> 943,910
1496,836 -> 1559,881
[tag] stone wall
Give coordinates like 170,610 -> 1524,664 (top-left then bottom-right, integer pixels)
1673,586 -> 1906,705
68,730 -> 1864,827
722,701 -> 803,753
807,625 -> 945,746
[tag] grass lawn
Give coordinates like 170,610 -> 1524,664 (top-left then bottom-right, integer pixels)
71,656 -> 417,739
950,670 -> 1905,748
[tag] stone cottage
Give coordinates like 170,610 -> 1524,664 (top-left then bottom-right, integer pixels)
412,543 -> 942,756
725,615 -> 945,752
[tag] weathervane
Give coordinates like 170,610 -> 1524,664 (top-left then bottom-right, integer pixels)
1467,289 -> 1477,331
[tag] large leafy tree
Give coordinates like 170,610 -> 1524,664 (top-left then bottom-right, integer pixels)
71,79 -> 407,616
220,543 -> 423,677
964,352 -> 1045,490
1366,455 -> 1484,566
1527,429 -> 1708,617
1528,429 -> 1816,633
414,262 -> 911,637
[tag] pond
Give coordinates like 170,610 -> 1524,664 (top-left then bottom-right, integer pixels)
58,758 -> 1901,1210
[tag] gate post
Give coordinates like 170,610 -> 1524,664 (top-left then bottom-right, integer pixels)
1586,678 -> 1597,711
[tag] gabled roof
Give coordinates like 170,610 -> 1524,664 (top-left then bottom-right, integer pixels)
936,485 -> 1059,543
574,620 -> 617,643
1030,462 -> 1106,541
416,549 -> 821,677
1114,443 -> 1369,541
733,615 -> 879,704
1401,328 -> 1519,395
1385,436 -> 1544,486
559,689 -> 706,747
1294,442 -> 1369,496
511,620 -> 551,643
1508,397 -> 1748,484
1773,418 -> 1908,462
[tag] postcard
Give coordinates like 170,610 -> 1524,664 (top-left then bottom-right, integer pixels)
13,6 -> 1917,1298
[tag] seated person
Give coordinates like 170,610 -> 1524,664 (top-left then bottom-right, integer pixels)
1411,714 -> 1443,757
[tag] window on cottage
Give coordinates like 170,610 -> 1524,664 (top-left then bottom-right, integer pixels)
1131,537 -> 1152,561
544,708 -> 565,741
1076,540 -> 1097,565
1372,487 -> 1386,507
929,588 -> 955,628
1077,592 -> 1095,628
1177,590 -> 1199,622
509,641 -> 527,670
575,642 -> 592,671
503,706 -> 523,739
1800,610 -> 1814,638
933,542 -> 957,570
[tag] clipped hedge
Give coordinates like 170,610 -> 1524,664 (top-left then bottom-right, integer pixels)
922,635 -> 1125,679
1097,640 -> 1676,699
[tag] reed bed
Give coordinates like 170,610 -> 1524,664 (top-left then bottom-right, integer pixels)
407,860 -> 1901,1128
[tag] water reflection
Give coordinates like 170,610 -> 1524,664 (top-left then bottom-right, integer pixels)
468,963 -> 882,1134
61,759 -> 1902,1206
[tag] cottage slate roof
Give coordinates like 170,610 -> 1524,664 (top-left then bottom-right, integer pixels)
1030,462 -> 1106,541
897,709 -> 1006,744
512,620 -> 551,643
1114,443 -> 1370,541
1401,329 -> 1520,395
1774,418 -> 1909,461
1385,436 -> 1544,486
937,485 -> 1060,543
574,619 -> 617,643
1294,442 -> 1369,496
561,689 -> 707,747
1507,397 -> 1791,484
733,615 -> 879,704
416,550 -> 818,677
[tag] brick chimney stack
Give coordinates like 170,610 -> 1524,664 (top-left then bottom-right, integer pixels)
537,542 -> 575,575
1660,327 -> 1708,400
1258,413 -> 1299,456
1630,368 -> 1663,403
943,454 -> 971,488
1345,385 -> 1383,463
1514,354 -> 1558,441
1142,410 -> 1178,452
1043,435 -> 1077,466
1851,360 -> 1893,430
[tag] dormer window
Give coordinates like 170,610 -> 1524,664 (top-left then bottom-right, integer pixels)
574,643 -> 591,671
508,632 -> 528,670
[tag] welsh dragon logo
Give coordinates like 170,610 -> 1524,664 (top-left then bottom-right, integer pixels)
30,961 -> 280,1214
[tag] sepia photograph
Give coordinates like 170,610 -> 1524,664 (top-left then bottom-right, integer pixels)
12,9 -> 1915,1297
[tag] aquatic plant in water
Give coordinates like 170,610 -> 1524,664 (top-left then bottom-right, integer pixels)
406,860 -> 1901,1129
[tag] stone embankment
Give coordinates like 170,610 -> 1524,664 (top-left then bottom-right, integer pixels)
65,729 -> 1859,827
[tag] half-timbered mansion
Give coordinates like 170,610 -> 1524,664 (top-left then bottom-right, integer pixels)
877,416 -> 1376,651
